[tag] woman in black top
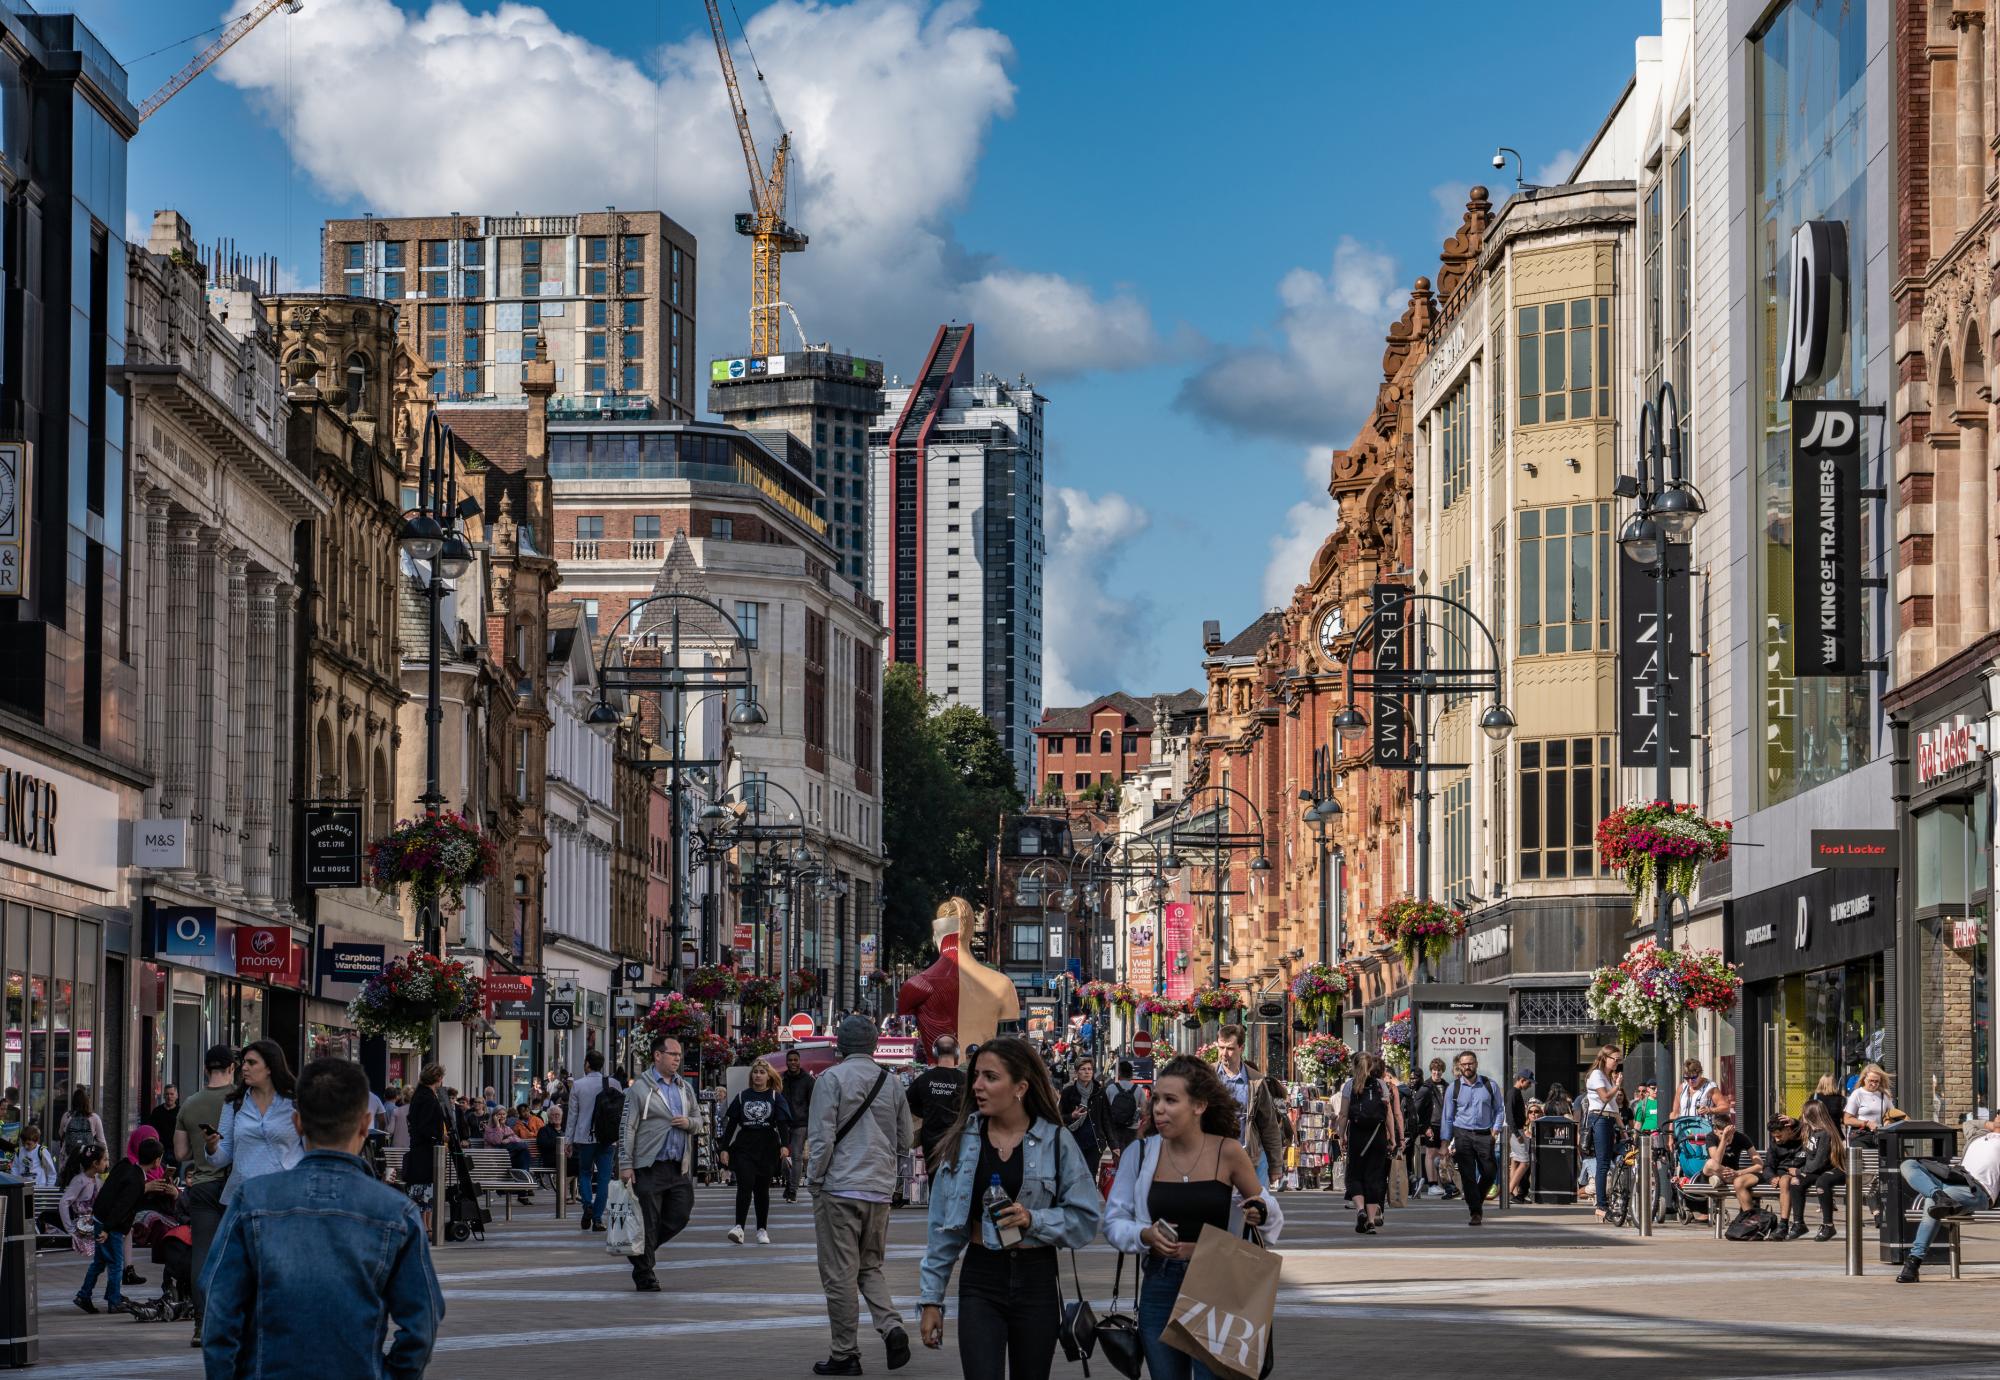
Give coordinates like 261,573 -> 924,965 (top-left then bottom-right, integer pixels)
1338,1052 -> 1404,1234
719,1059 -> 795,1244
403,1063 -> 453,1231
1779,1102 -> 1845,1242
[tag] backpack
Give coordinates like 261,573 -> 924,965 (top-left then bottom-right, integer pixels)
590,1077 -> 625,1145
1110,1082 -> 1141,1131
1725,1208 -> 1779,1241
60,1113 -> 94,1160
1351,1078 -> 1388,1126
1446,1076 -> 1500,1131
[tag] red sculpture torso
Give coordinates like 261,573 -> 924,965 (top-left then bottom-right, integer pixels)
897,935 -> 961,1054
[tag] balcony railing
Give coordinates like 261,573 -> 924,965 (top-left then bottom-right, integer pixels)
570,540 -> 600,560
631,539 -> 659,562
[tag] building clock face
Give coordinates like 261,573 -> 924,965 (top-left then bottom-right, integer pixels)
0,451 -> 14,531
1316,605 -> 1344,665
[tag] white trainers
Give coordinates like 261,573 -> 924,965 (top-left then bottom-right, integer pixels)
756,1228 -> 770,1244
727,1225 -> 745,1244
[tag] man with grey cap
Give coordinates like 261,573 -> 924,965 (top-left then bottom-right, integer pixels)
807,1015 -> 914,1375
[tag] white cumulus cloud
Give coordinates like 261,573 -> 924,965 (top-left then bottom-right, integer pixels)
1175,236 -> 1405,445
215,0 -> 1158,379
1261,448 -> 1339,609
1042,486 -> 1152,708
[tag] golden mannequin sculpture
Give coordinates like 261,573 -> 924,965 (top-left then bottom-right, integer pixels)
896,897 -> 1022,1054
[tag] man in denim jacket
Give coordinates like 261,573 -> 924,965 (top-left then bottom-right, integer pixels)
202,1057 -> 442,1379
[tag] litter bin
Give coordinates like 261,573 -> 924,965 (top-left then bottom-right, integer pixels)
0,1171 -> 36,1367
1876,1119 -> 1960,1264
1531,1114 -> 1578,1204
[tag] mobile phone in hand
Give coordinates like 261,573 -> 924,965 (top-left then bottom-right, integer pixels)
1150,1217 -> 1179,1246
200,1124 -> 217,1137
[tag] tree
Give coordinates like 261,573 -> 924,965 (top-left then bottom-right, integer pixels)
879,665 -> 1020,964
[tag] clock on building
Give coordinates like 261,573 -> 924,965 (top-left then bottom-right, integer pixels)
1314,603 -> 1345,670
0,442 -> 24,598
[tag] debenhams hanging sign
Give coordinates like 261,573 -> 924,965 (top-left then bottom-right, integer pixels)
0,746 -> 118,892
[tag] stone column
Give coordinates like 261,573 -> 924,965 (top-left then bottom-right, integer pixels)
142,490 -> 172,801
223,550 -> 249,895
1960,407 -> 1991,636
244,571 -> 278,904
190,529 -> 228,888
273,584 -> 299,916
165,516 -> 202,880
1956,9 -> 1988,233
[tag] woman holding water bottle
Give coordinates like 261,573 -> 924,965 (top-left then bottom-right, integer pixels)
916,1036 -> 1104,1380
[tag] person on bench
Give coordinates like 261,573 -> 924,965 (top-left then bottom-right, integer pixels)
1784,1104 -> 1840,1240
1704,1111 -> 1763,1214
1762,1114 -> 1809,1239
1898,1109 -> 2000,1283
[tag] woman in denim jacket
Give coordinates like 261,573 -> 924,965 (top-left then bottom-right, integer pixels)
917,1036 -> 1103,1380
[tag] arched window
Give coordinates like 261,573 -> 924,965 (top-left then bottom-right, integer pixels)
371,747 -> 391,839
344,353 -> 369,414
1098,730 -> 1112,754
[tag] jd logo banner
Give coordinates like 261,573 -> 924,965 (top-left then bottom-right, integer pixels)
1790,398 -> 1865,677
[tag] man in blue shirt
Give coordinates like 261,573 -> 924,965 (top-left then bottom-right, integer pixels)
1437,1049 -> 1507,1224
202,1057 -> 441,1378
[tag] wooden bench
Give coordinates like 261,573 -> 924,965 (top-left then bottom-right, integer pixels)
460,1146 -> 536,1222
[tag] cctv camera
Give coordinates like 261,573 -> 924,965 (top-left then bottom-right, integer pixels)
1491,153 -> 1507,170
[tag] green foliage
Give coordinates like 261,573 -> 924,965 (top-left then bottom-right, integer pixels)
880,664 -> 1023,965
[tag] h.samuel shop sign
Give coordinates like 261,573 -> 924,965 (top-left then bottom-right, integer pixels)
1916,714 -> 1986,788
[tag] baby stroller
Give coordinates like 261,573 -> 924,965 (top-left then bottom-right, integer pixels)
1670,1114 -> 1714,1222
444,1146 -> 494,1242
125,1209 -> 196,1323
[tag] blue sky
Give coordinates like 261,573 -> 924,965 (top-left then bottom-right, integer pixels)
79,0 -> 1643,705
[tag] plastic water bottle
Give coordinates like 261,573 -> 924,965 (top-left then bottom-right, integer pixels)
986,1173 -> 1024,1247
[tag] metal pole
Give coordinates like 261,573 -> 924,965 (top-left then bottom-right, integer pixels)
423,423 -> 447,1069
1844,1137 -> 1864,1275
1415,618 -> 1434,984
668,609 -> 686,992
1644,401 -> 1675,1241
1317,830 -> 1331,971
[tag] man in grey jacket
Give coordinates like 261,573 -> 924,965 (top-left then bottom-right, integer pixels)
807,1016 -> 913,1375
618,1035 -> 705,1292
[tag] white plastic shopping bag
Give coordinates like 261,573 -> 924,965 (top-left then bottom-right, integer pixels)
602,1179 -> 643,1255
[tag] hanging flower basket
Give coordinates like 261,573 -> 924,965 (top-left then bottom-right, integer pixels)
1380,1013 -> 1412,1081
694,1031 -> 731,1081
1135,997 -> 1180,1034
1289,963 -> 1348,1025
1109,983 -> 1139,1018
1078,979 -> 1114,1014
787,967 -> 818,1000
639,992 -> 709,1044
1190,986 -> 1245,1018
1596,801 -> 1733,910
1374,899 -> 1466,966
1197,1040 -> 1224,1064
733,1031 -> 780,1063
347,952 -> 480,1046
739,976 -> 781,1015
1587,940 -> 1742,1049
366,811 -> 498,914
684,965 -> 740,1003
1294,1034 -> 1353,1088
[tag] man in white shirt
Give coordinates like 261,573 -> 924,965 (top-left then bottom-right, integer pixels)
1898,1109 -> 2000,1283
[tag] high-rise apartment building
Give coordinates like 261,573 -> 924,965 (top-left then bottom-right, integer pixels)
867,324 -> 1044,790
320,210 -> 698,417
707,349 -> 885,587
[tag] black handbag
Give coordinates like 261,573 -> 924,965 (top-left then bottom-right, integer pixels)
1058,1247 -> 1097,1371
1094,1254 -> 1143,1379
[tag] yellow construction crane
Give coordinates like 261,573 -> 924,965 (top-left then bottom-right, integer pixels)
702,0 -> 808,356
137,0 -> 304,124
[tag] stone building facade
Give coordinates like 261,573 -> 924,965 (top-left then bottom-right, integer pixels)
125,213 -> 326,1096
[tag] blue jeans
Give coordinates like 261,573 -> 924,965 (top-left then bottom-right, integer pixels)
79,1231 -> 126,1307
1139,1256 -> 1218,1380
1588,1113 -> 1617,1205
576,1141 -> 616,1225
1901,1160 -> 1994,1261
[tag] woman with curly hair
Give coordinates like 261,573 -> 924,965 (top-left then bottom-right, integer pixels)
1104,1055 -> 1276,1380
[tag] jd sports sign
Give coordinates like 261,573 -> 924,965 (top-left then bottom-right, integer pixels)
1780,221 -> 1850,400
1791,399 -> 1865,677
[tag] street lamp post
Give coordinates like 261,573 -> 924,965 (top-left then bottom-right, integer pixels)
1616,380 -> 1705,1237
1168,784 -> 1272,995
1332,591 -> 1514,983
398,413 -> 477,1067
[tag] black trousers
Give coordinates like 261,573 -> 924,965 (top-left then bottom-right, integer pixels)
185,1177 -> 227,1322
735,1164 -> 773,1229
1452,1131 -> 1498,1215
957,1244 -> 1060,1380
1790,1168 -> 1841,1225
628,1162 -> 694,1282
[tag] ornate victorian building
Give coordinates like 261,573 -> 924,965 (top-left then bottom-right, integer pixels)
125,213 -> 327,1088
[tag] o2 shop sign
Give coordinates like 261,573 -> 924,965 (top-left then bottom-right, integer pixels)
1916,715 -> 1986,788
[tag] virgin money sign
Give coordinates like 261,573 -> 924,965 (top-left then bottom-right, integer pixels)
233,925 -> 301,985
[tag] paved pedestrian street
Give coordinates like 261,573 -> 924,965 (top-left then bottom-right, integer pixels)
30,1187 -> 2000,1379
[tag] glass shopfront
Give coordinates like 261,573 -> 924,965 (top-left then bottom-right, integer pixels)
0,902 -> 103,1143
1752,0 -> 1874,805
1730,868 -> 1897,1126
